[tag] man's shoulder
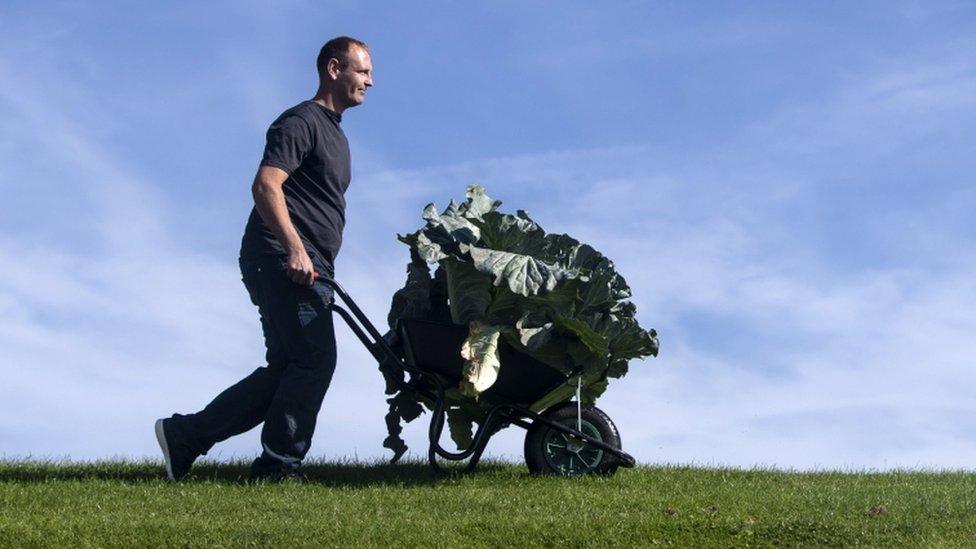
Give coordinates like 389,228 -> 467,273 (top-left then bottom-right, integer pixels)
273,101 -> 341,132
273,101 -> 317,125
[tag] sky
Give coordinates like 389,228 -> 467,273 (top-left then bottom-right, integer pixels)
1,1 -> 974,470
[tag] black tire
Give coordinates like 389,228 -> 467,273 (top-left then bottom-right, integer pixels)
524,403 -> 621,476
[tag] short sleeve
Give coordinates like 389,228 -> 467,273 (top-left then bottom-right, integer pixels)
260,114 -> 313,175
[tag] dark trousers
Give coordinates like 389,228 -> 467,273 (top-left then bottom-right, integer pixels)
168,253 -> 337,472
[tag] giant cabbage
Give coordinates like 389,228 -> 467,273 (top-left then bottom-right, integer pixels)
380,185 -> 658,461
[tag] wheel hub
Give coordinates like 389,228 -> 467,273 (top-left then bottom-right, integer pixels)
565,437 -> 585,453
542,418 -> 605,475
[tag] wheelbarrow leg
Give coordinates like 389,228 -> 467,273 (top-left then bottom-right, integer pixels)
427,403 -> 516,474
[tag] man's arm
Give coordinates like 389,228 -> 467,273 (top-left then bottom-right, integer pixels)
251,165 -> 316,286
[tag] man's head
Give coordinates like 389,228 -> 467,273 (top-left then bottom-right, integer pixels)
316,36 -> 372,112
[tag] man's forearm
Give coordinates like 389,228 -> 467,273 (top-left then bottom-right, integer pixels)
251,167 -> 316,286
252,179 -> 306,255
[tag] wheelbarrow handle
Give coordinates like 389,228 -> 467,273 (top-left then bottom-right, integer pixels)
314,273 -> 443,399
313,274 -> 383,340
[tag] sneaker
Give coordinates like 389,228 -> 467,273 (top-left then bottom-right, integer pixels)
249,469 -> 307,484
249,454 -> 306,483
155,418 -> 197,481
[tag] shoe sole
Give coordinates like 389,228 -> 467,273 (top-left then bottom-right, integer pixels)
155,419 -> 175,481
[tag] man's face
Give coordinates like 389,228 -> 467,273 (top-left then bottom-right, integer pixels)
335,46 -> 373,108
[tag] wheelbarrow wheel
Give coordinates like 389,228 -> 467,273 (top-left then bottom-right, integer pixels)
524,403 -> 621,477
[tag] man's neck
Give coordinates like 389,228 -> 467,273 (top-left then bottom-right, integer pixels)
312,93 -> 344,115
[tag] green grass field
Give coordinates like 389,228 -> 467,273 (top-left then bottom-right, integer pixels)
1,459 -> 975,547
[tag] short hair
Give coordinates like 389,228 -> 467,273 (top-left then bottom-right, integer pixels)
316,36 -> 369,77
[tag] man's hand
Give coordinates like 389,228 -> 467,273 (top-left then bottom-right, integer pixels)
287,248 -> 316,287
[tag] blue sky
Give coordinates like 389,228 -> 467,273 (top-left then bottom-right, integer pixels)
1,1 -> 974,469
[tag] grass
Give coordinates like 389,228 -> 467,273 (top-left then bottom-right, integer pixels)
2,459 -> 976,547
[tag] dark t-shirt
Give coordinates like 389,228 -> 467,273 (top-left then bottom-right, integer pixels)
240,101 -> 351,264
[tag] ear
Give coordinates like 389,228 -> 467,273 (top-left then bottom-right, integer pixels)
327,57 -> 343,80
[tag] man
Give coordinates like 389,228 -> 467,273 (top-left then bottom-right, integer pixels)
154,36 -> 373,482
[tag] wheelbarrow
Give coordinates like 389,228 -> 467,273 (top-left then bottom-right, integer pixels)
320,275 -> 638,476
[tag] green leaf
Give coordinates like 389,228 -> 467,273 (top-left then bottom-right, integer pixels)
515,313 -> 554,350
474,210 -> 543,252
580,377 -> 609,404
465,244 -> 574,297
422,201 -> 481,246
442,257 -> 492,324
445,406 -> 474,450
459,321 -> 505,397
386,258 -> 432,329
382,390 -> 426,463
427,266 -> 453,323
520,279 -> 579,318
553,315 -> 610,364
484,285 -> 521,325
415,231 -> 449,262
459,184 -> 502,220
603,319 -> 659,378
576,258 -> 625,314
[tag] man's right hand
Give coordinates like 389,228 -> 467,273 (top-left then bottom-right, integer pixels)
286,249 -> 316,287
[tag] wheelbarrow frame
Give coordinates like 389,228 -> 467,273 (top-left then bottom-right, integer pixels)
321,276 -> 637,474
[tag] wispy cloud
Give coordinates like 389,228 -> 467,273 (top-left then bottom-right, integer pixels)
339,46 -> 976,468
1,5 -> 974,470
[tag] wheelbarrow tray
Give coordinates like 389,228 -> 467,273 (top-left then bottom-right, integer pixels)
397,318 -> 567,405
